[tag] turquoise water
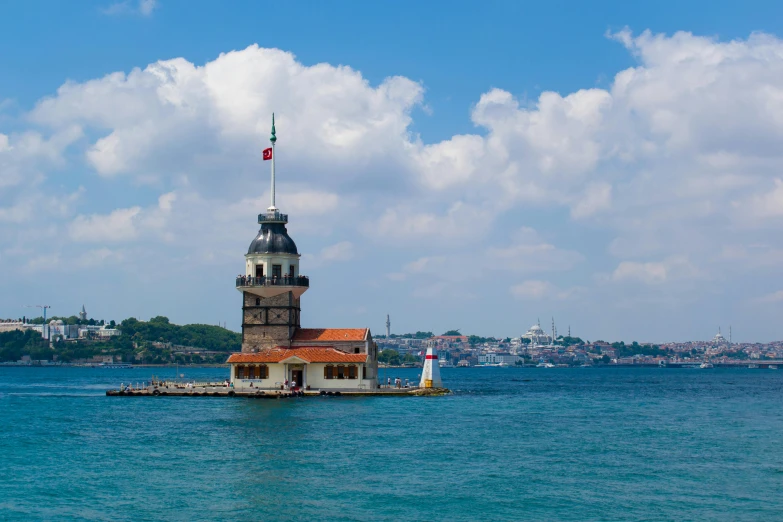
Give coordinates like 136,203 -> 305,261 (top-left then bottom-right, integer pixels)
1,367 -> 782,521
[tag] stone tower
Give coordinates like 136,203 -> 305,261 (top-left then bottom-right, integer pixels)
236,115 -> 309,352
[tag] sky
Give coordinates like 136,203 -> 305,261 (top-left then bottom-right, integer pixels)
2,0 -> 783,342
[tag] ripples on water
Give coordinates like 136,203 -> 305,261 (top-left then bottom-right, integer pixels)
1,367 -> 782,521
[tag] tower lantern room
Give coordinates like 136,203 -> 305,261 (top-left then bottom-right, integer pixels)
241,208 -> 308,299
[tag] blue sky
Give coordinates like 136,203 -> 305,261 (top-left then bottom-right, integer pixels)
3,0 -> 783,342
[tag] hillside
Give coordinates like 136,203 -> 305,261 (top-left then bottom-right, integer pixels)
0,316 -> 241,364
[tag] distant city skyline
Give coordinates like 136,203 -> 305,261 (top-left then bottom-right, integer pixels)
2,1 -> 783,342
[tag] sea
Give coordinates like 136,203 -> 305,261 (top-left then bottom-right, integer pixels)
1,366 -> 782,521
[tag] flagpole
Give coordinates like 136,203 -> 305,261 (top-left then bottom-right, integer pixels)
269,113 -> 277,211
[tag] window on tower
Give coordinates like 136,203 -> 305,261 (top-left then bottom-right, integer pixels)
255,265 -> 264,278
289,265 -> 295,278
272,264 -> 282,278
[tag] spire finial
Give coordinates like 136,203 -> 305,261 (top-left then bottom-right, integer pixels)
270,113 -> 277,143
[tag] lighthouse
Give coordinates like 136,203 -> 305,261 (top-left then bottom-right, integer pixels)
419,343 -> 442,388
226,114 -> 380,391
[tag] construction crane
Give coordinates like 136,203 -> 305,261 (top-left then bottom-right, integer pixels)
24,304 -> 51,324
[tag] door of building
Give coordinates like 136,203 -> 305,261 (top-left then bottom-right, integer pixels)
291,370 -> 303,388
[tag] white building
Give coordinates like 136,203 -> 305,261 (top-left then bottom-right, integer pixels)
36,320 -> 80,340
478,352 -> 520,365
78,325 -> 120,338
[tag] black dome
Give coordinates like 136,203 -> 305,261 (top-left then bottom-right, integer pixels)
248,223 -> 298,255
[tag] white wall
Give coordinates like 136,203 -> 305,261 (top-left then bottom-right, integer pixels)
245,253 -> 300,278
230,363 -> 287,390
306,363 -> 376,390
230,362 -> 378,390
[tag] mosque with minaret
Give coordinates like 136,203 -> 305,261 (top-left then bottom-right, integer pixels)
226,116 -> 380,391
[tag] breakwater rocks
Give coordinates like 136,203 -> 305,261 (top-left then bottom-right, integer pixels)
410,387 -> 451,396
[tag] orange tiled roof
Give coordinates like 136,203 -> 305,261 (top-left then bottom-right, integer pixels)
227,347 -> 367,364
293,328 -> 368,342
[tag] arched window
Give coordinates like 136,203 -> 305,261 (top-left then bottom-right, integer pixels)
337,365 -> 346,379
324,365 -> 334,379
255,297 -> 261,306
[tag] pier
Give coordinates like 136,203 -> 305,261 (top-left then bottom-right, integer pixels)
106,379 -> 449,398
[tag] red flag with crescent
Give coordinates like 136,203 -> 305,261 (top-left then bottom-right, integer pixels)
263,147 -> 273,161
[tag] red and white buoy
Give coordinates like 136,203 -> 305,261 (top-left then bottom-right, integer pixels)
419,345 -> 442,388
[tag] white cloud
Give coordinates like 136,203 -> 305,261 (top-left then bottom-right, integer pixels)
609,256 -> 700,285
102,0 -> 157,16
30,46 -> 423,192
404,256 -> 445,274
367,202 -> 493,245
76,248 -> 125,268
755,290 -> 783,304
0,128 -> 82,188
510,280 -> 553,299
26,253 -> 61,273
736,179 -> 783,220
487,228 -> 583,273
139,0 -> 157,16
570,182 -> 612,219
319,241 -> 354,262
611,260 -> 669,285
382,257 -> 444,282
69,207 -> 142,242
510,280 -> 585,301
28,31 -> 783,264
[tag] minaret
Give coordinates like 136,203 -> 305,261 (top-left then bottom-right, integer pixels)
386,314 -> 390,339
236,115 -> 309,352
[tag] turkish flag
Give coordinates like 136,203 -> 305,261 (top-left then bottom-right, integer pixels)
263,147 -> 273,161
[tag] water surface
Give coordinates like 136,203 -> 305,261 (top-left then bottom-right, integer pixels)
1,366 -> 781,521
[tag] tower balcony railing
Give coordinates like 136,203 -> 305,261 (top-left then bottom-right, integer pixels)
258,210 -> 288,224
236,275 -> 309,288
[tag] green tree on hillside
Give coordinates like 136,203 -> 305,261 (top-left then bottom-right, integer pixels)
378,349 -> 401,365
